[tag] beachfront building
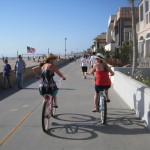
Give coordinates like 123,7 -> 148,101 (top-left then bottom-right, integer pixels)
105,15 -> 116,55
92,32 -> 106,53
113,7 -> 139,57
138,0 -> 150,67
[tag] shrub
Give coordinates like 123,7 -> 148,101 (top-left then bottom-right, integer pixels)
133,74 -> 150,86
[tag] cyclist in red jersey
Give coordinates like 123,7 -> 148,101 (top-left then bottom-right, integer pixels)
88,53 -> 114,112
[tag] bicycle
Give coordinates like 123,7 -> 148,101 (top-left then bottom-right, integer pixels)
97,90 -> 107,124
41,79 -> 62,132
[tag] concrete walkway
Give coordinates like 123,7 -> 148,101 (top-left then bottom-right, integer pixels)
0,59 -> 150,150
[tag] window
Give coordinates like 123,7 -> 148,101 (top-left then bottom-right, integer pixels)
149,12 -> 150,23
139,36 -> 144,60
124,32 -> 132,41
145,1 -> 149,24
145,0 -> 149,13
146,13 -> 149,24
146,33 -> 150,39
140,4 -> 144,22
124,28 -> 132,41
124,32 -> 128,41
145,33 -> 150,57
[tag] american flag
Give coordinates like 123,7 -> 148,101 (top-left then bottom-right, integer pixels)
27,46 -> 35,53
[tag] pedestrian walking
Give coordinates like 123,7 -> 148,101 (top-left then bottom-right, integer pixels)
80,55 -> 88,79
89,52 -> 96,68
3,59 -> 12,89
14,55 -> 26,89
89,52 -> 96,77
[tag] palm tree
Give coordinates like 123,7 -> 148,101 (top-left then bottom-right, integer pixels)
128,0 -> 138,76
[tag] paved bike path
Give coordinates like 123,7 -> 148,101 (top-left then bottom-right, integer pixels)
0,59 -> 150,150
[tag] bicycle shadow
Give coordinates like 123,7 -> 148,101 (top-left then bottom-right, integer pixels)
45,112 -> 149,140
46,113 -> 98,140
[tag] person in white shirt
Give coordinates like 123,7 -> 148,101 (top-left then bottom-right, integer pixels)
80,55 -> 88,79
14,55 -> 26,89
89,52 -> 96,68
89,52 -> 96,77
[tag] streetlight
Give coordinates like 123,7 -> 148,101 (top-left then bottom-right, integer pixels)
65,38 -> 67,58
48,48 -> 49,55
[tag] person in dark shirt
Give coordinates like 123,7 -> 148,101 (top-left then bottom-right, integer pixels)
3,59 -> 12,89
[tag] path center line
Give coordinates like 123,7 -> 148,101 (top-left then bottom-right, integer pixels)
0,112 -> 32,146
0,101 -> 42,146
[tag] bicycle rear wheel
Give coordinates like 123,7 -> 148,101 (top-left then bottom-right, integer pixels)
99,95 -> 107,124
42,99 -> 52,132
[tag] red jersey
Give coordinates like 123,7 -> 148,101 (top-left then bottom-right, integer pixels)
95,70 -> 111,86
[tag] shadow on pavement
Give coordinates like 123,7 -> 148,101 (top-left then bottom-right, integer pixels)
0,77 -> 38,101
45,112 -> 149,140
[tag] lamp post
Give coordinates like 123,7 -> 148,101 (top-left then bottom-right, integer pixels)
65,38 -> 67,58
48,48 -> 49,55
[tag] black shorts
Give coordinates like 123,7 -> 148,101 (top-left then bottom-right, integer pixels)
82,66 -> 87,72
95,85 -> 111,93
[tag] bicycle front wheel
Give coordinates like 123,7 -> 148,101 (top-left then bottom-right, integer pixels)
99,95 -> 107,124
42,100 -> 51,132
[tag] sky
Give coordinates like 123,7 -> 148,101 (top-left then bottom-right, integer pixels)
0,0 -> 139,57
